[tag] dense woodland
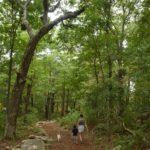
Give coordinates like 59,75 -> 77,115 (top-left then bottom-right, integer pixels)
0,0 -> 150,149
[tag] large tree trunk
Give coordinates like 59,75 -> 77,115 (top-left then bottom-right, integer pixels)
4,6 -> 84,139
104,0 -> 113,143
4,37 -> 39,139
45,93 -> 50,120
45,92 -> 55,120
6,1 -> 17,116
24,83 -> 32,123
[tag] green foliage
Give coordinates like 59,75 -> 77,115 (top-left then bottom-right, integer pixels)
92,123 -> 108,137
59,111 -> 80,128
18,108 -> 39,126
114,135 -> 134,150
114,130 -> 150,150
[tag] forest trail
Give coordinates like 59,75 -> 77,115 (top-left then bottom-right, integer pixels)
40,121 -> 103,150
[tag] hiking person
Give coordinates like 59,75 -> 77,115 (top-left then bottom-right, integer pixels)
72,124 -> 78,144
78,114 -> 88,143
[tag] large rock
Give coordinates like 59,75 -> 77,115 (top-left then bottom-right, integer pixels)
112,145 -> 122,150
21,139 -> 45,150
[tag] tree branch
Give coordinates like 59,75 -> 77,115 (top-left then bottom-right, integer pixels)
21,0 -> 34,38
49,0 -> 61,12
41,0 -> 62,24
37,8 -> 85,39
42,0 -> 49,24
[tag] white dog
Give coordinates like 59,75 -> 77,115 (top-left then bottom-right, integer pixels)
57,134 -> 61,142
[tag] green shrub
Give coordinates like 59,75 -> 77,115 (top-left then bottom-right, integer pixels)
114,135 -> 134,150
92,123 -> 108,137
59,111 -> 80,128
18,108 -> 39,126
51,112 -> 61,120
114,131 -> 150,150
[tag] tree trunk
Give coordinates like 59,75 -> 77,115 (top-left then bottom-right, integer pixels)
61,86 -> 66,117
24,83 -> 32,123
4,7 -> 84,139
65,89 -> 70,114
104,0 -> 113,143
93,55 -> 99,84
45,92 -> 55,120
4,36 -> 40,139
31,94 -> 34,107
45,93 -> 50,120
6,1 -> 17,116
118,69 -> 125,116
56,102 -> 59,112
51,93 -> 55,113
126,77 -> 130,107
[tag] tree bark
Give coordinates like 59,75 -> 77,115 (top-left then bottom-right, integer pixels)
31,94 -> 34,107
104,0 -> 113,143
45,92 -> 55,120
65,89 -> 70,113
51,93 -> 55,113
4,7 -> 85,139
6,1 -> 17,116
45,93 -> 50,120
61,86 -> 66,117
117,4 -> 128,116
24,83 -> 32,123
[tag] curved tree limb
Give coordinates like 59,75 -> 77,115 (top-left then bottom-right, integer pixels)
37,7 -> 85,38
21,0 -> 34,38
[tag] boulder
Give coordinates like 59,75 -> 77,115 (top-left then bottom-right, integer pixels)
21,139 -> 45,150
112,145 -> 122,150
5,146 -> 11,150
28,135 -> 36,139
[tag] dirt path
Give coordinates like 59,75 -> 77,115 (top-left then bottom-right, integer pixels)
41,121 -> 103,150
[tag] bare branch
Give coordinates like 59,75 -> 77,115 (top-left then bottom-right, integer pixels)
25,0 -> 31,7
21,0 -> 34,38
49,0 -> 61,12
37,8 -> 85,39
42,0 -> 49,24
41,0 -> 62,24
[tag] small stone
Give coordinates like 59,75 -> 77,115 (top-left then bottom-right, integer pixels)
30,145 -> 38,150
16,144 -> 21,148
5,146 -> 11,150
12,148 -> 21,150
112,145 -> 122,150
28,135 -> 36,139
41,137 -> 48,143
39,132 -> 47,136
